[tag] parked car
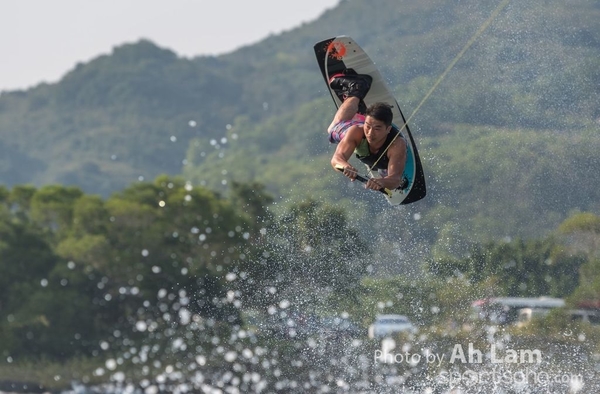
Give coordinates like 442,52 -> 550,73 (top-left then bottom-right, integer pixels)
516,307 -> 551,327
568,309 -> 600,325
516,307 -> 600,327
368,314 -> 416,339
472,297 -> 565,325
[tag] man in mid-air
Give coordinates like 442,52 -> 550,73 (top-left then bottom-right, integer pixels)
327,71 -> 407,191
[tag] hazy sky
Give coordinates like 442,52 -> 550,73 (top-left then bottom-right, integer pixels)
1,0 -> 339,92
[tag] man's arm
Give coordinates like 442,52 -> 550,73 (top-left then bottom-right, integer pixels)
367,138 -> 407,190
330,126 -> 363,179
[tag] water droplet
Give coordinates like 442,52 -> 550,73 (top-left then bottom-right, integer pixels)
135,321 -> 147,332
93,368 -> 105,377
105,359 -> 117,371
226,272 -> 237,281
112,371 -> 125,382
179,308 -> 191,325
224,351 -> 237,362
279,299 -> 290,309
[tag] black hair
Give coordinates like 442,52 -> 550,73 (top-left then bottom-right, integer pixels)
365,102 -> 393,126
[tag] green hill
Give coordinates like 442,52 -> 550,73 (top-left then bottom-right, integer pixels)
0,0 -> 598,250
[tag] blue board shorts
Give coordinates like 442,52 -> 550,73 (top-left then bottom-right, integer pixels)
327,113 -> 365,143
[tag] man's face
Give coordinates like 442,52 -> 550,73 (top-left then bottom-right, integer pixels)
364,116 -> 391,146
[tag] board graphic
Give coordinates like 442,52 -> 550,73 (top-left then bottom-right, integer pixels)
314,36 -> 426,205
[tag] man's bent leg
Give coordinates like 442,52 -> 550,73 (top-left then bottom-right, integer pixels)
328,97 -> 360,131
327,99 -> 366,143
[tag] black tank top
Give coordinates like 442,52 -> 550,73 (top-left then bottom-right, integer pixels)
354,127 -> 402,171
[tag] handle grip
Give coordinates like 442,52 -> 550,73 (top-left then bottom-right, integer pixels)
335,165 -> 392,198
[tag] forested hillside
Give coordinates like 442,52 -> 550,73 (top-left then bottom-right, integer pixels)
1,178 -> 599,391
0,0 -> 598,250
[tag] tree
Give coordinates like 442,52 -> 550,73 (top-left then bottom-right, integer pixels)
0,207 -> 63,358
229,181 -> 274,233
6,185 -> 37,221
568,258 -> 600,306
428,237 -> 584,298
558,212 -> 600,307
557,212 -> 600,259
237,200 -> 370,312
29,185 -> 84,242
0,177 -> 256,360
0,212 -> 58,316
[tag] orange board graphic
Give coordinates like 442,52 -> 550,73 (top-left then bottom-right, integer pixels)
326,41 -> 346,60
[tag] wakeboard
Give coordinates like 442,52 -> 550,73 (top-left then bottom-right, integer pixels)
314,36 -> 426,205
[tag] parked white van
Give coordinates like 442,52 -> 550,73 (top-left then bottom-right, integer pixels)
517,307 -> 600,327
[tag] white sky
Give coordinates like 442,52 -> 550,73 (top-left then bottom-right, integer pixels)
1,0 -> 339,92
